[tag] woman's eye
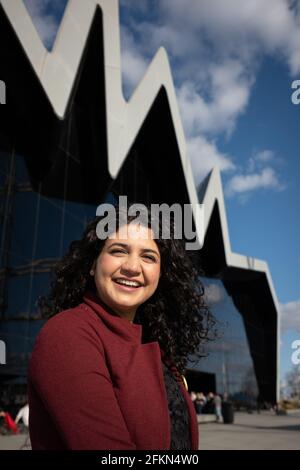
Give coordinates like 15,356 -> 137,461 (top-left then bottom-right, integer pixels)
144,255 -> 156,261
110,250 -> 155,261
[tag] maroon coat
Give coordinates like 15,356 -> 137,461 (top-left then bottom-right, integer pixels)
28,290 -> 199,450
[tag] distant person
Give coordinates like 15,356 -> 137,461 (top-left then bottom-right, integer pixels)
15,403 -> 29,429
194,392 -> 206,415
205,392 -> 215,414
0,410 -> 18,434
214,394 -> 222,422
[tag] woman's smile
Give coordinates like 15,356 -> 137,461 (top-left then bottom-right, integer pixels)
112,278 -> 144,292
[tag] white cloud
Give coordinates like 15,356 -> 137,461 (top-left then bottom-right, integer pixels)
247,149 -> 276,172
280,300 -> 300,333
225,167 -> 284,197
255,150 -> 275,163
204,283 -> 225,305
160,0 -> 300,75
188,135 -> 235,182
120,26 -> 148,97
177,63 -> 252,138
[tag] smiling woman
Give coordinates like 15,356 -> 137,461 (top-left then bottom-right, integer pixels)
28,202 -> 215,450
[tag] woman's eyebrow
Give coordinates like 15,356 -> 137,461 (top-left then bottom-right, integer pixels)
108,242 -> 159,256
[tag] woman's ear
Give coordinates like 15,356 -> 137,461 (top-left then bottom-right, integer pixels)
90,260 -> 96,275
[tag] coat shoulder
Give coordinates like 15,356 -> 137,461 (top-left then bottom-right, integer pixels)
31,303 -> 105,358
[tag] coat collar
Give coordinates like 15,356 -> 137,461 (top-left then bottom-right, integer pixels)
83,290 -> 175,365
82,289 -> 142,344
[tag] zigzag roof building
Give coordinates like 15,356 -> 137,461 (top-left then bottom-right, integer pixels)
0,0 -> 279,408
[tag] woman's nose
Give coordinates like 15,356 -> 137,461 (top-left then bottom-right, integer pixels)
121,256 -> 141,274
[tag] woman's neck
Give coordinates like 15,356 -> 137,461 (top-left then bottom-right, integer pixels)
91,290 -> 136,323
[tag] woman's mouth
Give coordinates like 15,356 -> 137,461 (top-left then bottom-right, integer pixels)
112,278 -> 144,292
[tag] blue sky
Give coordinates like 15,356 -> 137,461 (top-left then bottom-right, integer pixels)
23,0 -> 300,385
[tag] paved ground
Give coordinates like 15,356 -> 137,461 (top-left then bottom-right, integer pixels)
199,411 -> 300,450
0,433 -> 30,450
1,411 -> 300,450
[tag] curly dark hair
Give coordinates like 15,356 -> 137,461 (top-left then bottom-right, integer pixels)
39,203 -> 216,375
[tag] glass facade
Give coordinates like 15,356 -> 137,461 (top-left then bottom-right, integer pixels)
187,278 -> 259,405
0,144 -> 98,408
0,5 -> 112,412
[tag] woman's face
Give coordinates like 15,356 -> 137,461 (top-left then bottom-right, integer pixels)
91,223 -> 161,322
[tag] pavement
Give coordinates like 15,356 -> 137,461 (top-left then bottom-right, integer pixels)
0,432 -> 31,450
199,410 -> 300,450
1,411 -> 300,450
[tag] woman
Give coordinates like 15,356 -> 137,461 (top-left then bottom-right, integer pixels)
28,203 -> 214,450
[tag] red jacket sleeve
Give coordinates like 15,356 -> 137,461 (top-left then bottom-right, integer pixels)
28,311 -> 137,450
